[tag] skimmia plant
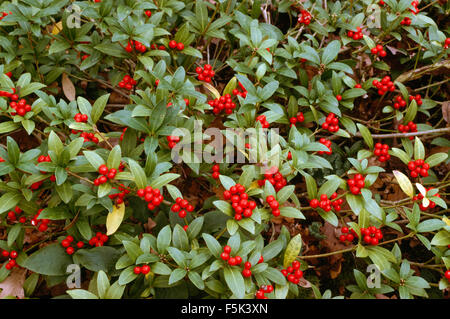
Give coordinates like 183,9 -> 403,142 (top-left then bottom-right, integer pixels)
0,0 -> 449,299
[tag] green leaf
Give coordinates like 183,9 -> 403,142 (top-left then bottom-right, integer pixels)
414,137 -> 425,160
157,225 -> 172,254
169,268 -> 187,285
67,289 -> 98,299
425,153 -> 448,167
321,40 -> 341,65
73,246 -> 120,272
357,123 -> 373,150
431,230 -> 450,246
129,159 -> 147,189
0,192 -> 22,215
202,233 -> 222,257
223,266 -> 245,298
83,151 -> 105,169
96,270 -> 110,299
91,94 -> 110,124
279,207 -> 305,219
23,244 -> 73,276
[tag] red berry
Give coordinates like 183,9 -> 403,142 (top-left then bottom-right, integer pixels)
98,164 -> 108,175
66,247 -> 75,255
134,266 -> 141,274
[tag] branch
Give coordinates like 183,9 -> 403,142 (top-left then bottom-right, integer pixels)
328,127 -> 450,140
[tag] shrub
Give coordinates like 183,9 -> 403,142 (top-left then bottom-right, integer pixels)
0,0 -> 449,299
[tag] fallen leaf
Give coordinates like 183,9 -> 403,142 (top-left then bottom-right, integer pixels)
442,101 -> 450,123
62,73 -> 76,101
0,268 -> 26,299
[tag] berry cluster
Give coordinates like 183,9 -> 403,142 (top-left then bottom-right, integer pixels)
257,166 -> 287,192
1,249 -> 19,270
393,95 -> 407,109
255,285 -> 273,299
318,138 -> 332,155
361,226 -> 383,245
167,135 -> 180,149
371,44 -> 387,57
223,184 -> 256,221
374,143 -> 391,162
242,261 -> 253,277
133,264 -> 151,275
7,206 -> 26,224
281,260 -> 303,284
321,113 -> 339,133
78,131 -> 99,144
347,27 -> 364,40
347,174 -> 366,195
312,193 -> 344,212
0,87 -> 16,99
220,245 -> 243,266
410,0 -> 419,14
137,186 -> 164,210
407,159 -> 429,178
211,164 -> 220,179
265,196 -> 280,217
88,232 -> 109,247
232,82 -> 248,98
208,94 -> 236,115
118,75 -> 137,91
61,235 -> 84,255
168,40 -> 185,51
400,17 -> 412,26
150,44 -> 166,51
171,197 -> 194,218
31,209 -> 50,232
74,113 -> 88,122
256,114 -> 270,128
109,184 -> 131,205
413,188 -> 440,211
195,64 -> 214,83
372,76 -> 395,95
289,112 -> 305,127
93,164 -> 117,186
9,98 -> 32,116
398,121 -> 417,140
339,227 -> 358,242
409,94 -> 422,106
125,40 -> 147,53
297,10 -> 311,25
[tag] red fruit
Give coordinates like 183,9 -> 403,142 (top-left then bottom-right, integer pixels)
76,241 -> 84,248
141,265 -> 151,274
445,270 -> 450,280
228,257 -> 237,266
9,251 -> 18,259
220,252 -> 230,260
235,256 -> 242,264
242,269 -> 252,277
61,239 -> 71,247
266,195 -> 275,203
2,250 -> 9,257
223,245 -> 231,254
145,10 -> 152,17
66,247 -> 75,255
98,164 -> 108,175
134,266 -> 141,274
176,42 -> 184,51
168,40 -> 177,49
244,261 -> 252,269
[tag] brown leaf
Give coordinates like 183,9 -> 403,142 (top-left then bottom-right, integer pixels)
62,73 -> 76,101
442,101 -> 450,123
298,277 -> 312,288
0,268 -> 26,299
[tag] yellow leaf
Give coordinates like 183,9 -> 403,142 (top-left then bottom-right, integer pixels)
52,21 -> 63,35
393,170 -> 414,198
247,180 -> 260,191
203,82 -> 221,100
283,234 -> 302,268
443,217 -> 450,227
106,203 -> 125,235
415,183 -> 429,207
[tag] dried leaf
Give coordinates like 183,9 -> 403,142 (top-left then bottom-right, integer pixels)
442,101 -> 450,124
0,268 -> 26,299
62,73 -> 76,101
106,202 -> 125,235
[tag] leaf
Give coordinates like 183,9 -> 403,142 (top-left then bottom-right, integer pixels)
66,289 -> 98,299
223,266 -> 245,298
413,137 -> 425,160
431,230 -> 450,246
283,234 -> 302,268
279,207 -> 305,219
96,271 -> 110,299
393,170 -> 414,198
106,202 -> 125,235
0,268 -> 25,299
357,123 -> 373,149
321,40 -> 341,65
425,153 -> 448,167
0,192 -> 22,215
23,244 -> 73,276
129,159 -> 147,189
202,233 -> 222,257
156,225 -> 172,254
62,73 -> 76,102
73,246 -> 120,272
91,94 -> 110,124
